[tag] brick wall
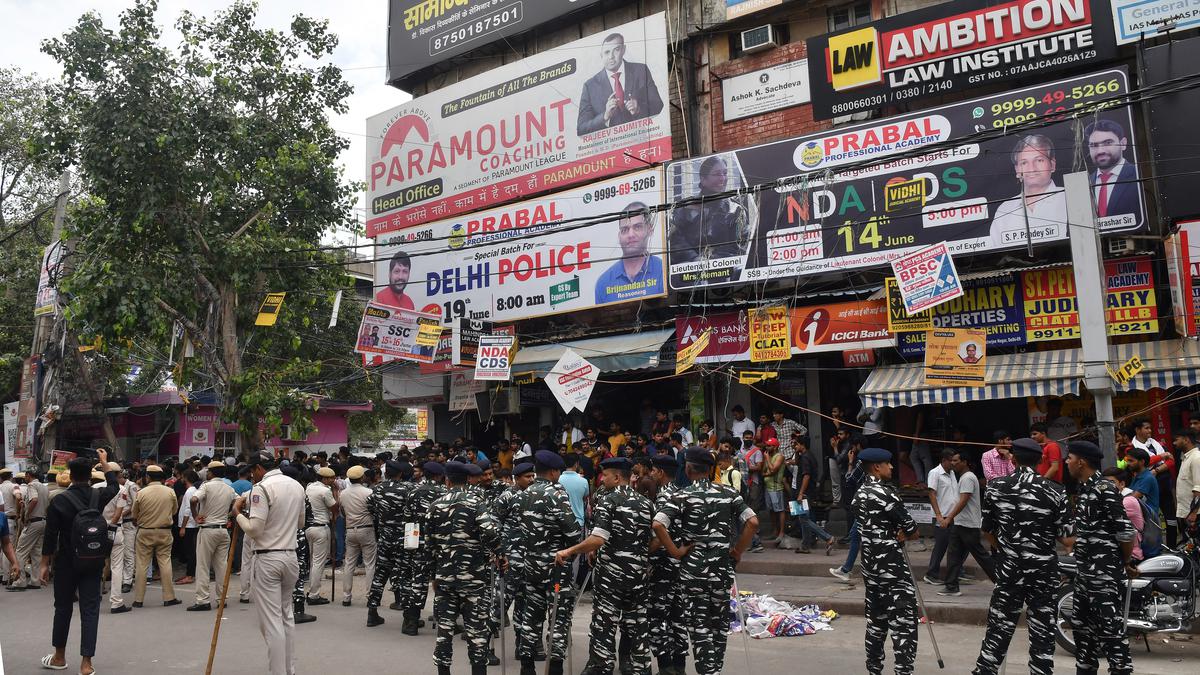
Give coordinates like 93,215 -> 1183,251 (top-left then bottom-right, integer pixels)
709,42 -> 830,152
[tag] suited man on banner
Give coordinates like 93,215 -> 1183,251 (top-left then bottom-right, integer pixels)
577,32 -> 664,135
1087,119 -> 1140,225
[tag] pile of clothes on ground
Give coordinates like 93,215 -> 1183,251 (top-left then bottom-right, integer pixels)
730,591 -> 838,638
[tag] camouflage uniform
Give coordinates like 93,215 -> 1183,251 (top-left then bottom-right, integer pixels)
853,475 -> 919,675
653,479 -> 755,675
401,478 -> 447,613
973,466 -> 1067,675
427,484 -> 500,668
1070,472 -> 1135,675
367,478 -> 413,610
292,496 -> 315,612
646,482 -> 687,672
585,484 -> 654,675
515,477 -> 583,664
492,485 -> 526,640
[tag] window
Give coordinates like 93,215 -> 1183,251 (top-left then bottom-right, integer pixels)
215,430 -> 238,455
828,1 -> 872,33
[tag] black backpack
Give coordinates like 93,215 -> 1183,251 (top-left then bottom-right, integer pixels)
64,489 -> 112,572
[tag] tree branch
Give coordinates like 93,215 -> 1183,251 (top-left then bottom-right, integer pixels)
153,296 -> 230,382
231,208 -> 266,239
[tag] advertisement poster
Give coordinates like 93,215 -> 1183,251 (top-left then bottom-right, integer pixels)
383,369 -> 447,406
722,60 -> 811,122
373,169 -> 666,325
749,306 -> 790,361
50,450 -> 77,474
805,0 -> 1118,120
665,69 -> 1143,290
924,328 -> 987,386
449,372 -> 486,411
415,407 -> 428,439
890,241 -> 963,314
354,302 -> 441,364
891,273 -> 1027,356
368,14 -> 672,236
789,300 -> 892,355
545,348 -> 598,413
452,319 -> 493,367
1111,0 -> 1200,44
14,356 -> 38,459
3,402 -> 16,459
676,328 -> 711,375
1164,219 -> 1200,337
675,312 -> 750,363
34,244 -> 62,316
474,335 -> 514,381
1022,257 -> 1159,341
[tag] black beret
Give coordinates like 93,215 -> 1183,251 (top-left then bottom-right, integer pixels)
858,447 -> 892,463
280,463 -> 301,480
683,447 -> 715,466
444,461 -> 469,479
513,462 -> 535,476
535,450 -> 565,471
1010,438 -> 1043,458
384,460 -> 404,477
1067,440 -> 1103,462
650,454 -> 678,472
600,457 -> 632,471
423,461 -> 445,476
465,463 -> 483,477
477,457 -> 492,470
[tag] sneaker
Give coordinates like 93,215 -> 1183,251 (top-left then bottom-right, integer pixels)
749,544 -> 765,553
937,588 -> 962,597
922,574 -> 943,586
828,567 -> 851,582
795,547 -> 812,554
958,574 -> 977,585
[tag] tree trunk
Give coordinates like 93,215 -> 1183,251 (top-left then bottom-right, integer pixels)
218,282 -> 259,453
66,333 -> 121,457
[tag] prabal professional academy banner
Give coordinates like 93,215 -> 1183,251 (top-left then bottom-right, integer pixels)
664,68 -> 1144,291
368,13 -> 671,237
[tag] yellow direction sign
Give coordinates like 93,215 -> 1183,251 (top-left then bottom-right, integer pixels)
676,328 -> 711,375
737,370 -> 780,385
1108,356 -> 1144,386
255,292 -> 287,326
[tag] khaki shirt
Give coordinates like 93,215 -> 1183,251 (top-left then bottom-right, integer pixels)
305,482 -> 336,525
1177,447 -> 1200,518
195,478 -> 236,526
132,482 -> 178,528
340,483 -> 373,528
236,469 -> 304,551
24,479 -> 49,519
0,480 -> 18,515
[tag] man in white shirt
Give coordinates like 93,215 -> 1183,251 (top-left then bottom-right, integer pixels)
119,474 -> 138,594
304,467 -> 338,604
560,422 -> 583,451
1131,419 -> 1166,456
177,471 -> 200,585
512,433 -> 533,461
728,405 -> 756,439
989,135 -> 1067,249
97,462 -> 133,612
189,462 -> 236,611
1173,430 -> 1200,543
924,449 -> 959,585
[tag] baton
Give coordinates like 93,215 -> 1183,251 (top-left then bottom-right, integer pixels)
205,522 -> 240,675
901,545 -> 945,669
731,575 -> 753,675
544,582 -> 560,675
495,563 -> 507,675
1122,573 -> 1133,634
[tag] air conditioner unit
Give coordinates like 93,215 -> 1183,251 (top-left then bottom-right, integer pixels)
740,25 -> 777,54
1106,237 -> 1136,255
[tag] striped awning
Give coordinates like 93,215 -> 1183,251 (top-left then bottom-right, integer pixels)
859,339 -> 1200,408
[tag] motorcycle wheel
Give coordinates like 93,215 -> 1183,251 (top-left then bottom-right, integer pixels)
1054,586 -> 1077,656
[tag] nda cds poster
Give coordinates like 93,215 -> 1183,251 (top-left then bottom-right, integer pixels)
664,68 -> 1144,291
367,13 -> 671,237
373,169 -> 666,325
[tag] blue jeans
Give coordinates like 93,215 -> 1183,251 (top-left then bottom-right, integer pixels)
838,520 -> 860,574
335,515 -> 346,563
794,514 -> 833,548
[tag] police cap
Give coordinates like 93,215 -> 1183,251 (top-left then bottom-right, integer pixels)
513,462 -> 535,476
316,466 -> 335,478
444,461 -> 469,479
684,447 -> 715,467
1067,440 -> 1103,463
476,457 -> 492,471
650,454 -> 678,472
422,461 -> 445,477
1010,438 -> 1043,459
346,465 -> 366,480
600,457 -> 632,472
465,463 -> 483,477
858,447 -> 892,464
534,451 -> 565,471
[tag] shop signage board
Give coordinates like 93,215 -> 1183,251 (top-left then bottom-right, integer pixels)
924,328 -> 987,386
1164,219 -> 1200,337
254,292 -> 286,326
452,319 -> 493,367
474,335 -> 514,380
843,349 -> 876,367
722,60 -> 811,122
386,0 -> 607,84
675,312 -> 750,363
369,14 -> 671,236
545,348 -> 598,413
890,241 -> 963,314
1108,355 -> 1144,385
665,68 -> 1144,291
354,302 -> 441,364
805,0 -> 1120,120
890,273 -> 1027,356
789,300 -> 891,355
373,169 -> 667,325
1021,256 -> 1159,341
1111,0 -> 1200,44
748,306 -> 790,361
726,0 -> 784,20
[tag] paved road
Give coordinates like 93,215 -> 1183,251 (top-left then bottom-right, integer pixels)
1,574 -> 1196,674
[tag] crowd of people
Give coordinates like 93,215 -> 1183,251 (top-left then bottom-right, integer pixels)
0,401 -> 1198,675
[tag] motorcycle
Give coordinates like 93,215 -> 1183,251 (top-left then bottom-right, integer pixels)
1055,541 -> 1199,654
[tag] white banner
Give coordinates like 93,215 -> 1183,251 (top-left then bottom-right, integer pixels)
373,169 -> 666,324
366,13 -> 672,237
544,348 -> 598,413
449,372 -> 486,411
3,402 -> 17,459
474,335 -> 514,381
353,301 -> 441,364
1111,0 -> 1200,44
722,60 -> 811,122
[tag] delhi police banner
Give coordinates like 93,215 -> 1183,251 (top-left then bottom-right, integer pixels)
805,0 -> 1119,120
373,169 -> 666,325
664,68 -> 1144,291
368,13 -> 671,237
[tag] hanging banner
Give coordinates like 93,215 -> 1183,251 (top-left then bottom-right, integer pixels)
748,306 -> 791,362
354,302 -> 441,364
789,300 -> 891,355
373,169 -> 667,325
676,327 -> 711,375
34,244 -> 63,316
805,0 -> 1120,120
664,68 -> 1144,291
452,319 -> 494,367
14,356 -> 38,459
449,372 -> 486,411
1021,256 -> 1159,341
893,273 -> 1028,356
890,241 -> 963,314
383,369 -> 447,406
3,402 -> 17,460
415,407 -> 428,439
50,450 -> 77,474
1164,219 -> 1200,337
924,328 -> 987,386
544,348 -> 598,413
475,335 -> 514,381
1111,0 -> 1200,44
368,14 -> 671,237
255,292 -> 286,326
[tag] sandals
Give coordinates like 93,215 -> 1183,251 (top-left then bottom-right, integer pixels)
40,655 -> 67,670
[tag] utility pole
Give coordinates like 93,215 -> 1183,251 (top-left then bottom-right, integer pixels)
29,172 -> 70,466
1065,171 -> 1116,464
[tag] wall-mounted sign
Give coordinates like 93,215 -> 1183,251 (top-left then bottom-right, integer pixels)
1111,0 -> 1200,44
722,60 -> 811,122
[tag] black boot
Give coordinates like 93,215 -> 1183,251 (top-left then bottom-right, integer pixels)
437,666 -> 451,675
520,659 -> 536,675
656,655 -> 674,675
547,659 -> 564,675
367,607 -> 385,627
401,608 -> 419,635
294,599 -> 316,624
487,648 -> 500,666
389,589 -> 403,611
672,654 -> 686,675
472,664 -> 488,675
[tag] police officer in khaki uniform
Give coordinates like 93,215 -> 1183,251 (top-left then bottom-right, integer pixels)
132,465 -> 180,607
12,468 -> 48,590
340,465 -> 377,606
234,450 -> 306,675
0,468 -> 19,586
188,461 -> 236,611
304,466 -> 337,605
98,462 -> 133,613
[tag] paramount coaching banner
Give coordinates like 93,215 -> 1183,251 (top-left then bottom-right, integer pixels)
374,169 -> 666,325
805,0 -> 1119,120
664,68 -> 1144,291
368,13 -> 671,237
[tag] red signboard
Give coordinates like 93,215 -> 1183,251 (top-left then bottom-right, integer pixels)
675,312 -> 749,364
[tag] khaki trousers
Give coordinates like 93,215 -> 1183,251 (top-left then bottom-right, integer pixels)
305,525 -> 330,599
134,528 -> 175,603
109,527 -> 126,609
252,550 -> 299,675
194,527 -> 230,605
2,515 -> 18,582
15,519 -> 45,587
121,521 -> 137,583
342,525 -> 376,602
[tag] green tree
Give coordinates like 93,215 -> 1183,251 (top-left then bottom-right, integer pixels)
40,0 -> 362,449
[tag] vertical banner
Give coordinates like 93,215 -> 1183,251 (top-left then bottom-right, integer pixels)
1165,220 -> 1200,337
14,356 -> 39,459
34,244 -> 62,316
415,407 -> 428,439
452,319 -> 494,367
924,328 -> 987,386
474,335 -> 514,381
3,402 -> 17,460
748,306 -> 791,362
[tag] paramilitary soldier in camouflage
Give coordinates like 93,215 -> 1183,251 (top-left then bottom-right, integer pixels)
652,448 -> 759,675
557,458 -> 654,675
853,447 -> 919,675
427,461 -> 501,675
283,464 -> 317,625
366,460 -> 414,628
493,462 -> 536,657
645,454 -> 687,675
398,461 -> 446,635
515,451 -> 583,675
973,438 -> 1069,675
1065,440 -> 1136,675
